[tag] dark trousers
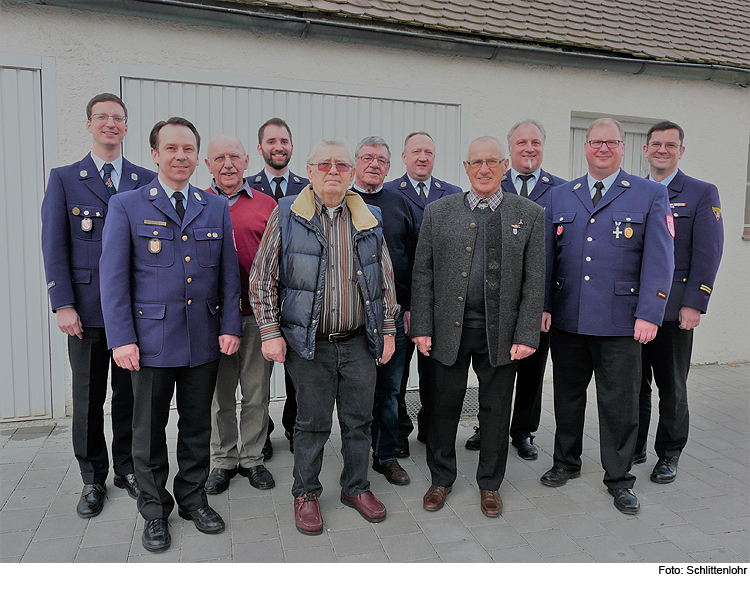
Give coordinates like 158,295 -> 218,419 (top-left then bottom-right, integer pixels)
550,328 -> 640,489
268,366 -> 298,437
424,328 -> 516,491
285,334 -> 376,498
637,321 -> 693,458
130,361 -> 219,520
68,328 -> 134,484
397,341 -> 430,442
372,316 -> 408,464
509,330 -> 549,441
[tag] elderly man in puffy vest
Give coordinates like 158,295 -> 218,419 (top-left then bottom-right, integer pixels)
249,138 -> 399,535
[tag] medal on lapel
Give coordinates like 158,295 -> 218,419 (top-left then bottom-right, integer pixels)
624,224 -> 634,239
557,225 -> 563,237
149,238 -> 162,254
511,219 -> 523,235
81,218 -> 93,232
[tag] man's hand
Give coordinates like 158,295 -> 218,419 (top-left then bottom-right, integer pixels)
219,334 -> 240,355
262,337 -> 286,363
403,311 -> 411,336
113,343 -> 140,371
56,307 -> 83,339
541,311 -> 552,333
510,344 -> 536,361
381,334 -> 395,364
413,336 -> 432,356
679,306 -> 701,330
634,319 -> 659,344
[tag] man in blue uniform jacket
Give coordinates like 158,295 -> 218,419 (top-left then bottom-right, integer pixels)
383,131 -> 462,454
100,117 -> 242,552
41,93 -> 156,518
248,117 -> 309,456
464,120 -> 565,459
541,118 -> 674,515
635,121 -> 724,484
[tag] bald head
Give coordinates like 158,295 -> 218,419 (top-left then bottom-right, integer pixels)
205,135 -> 249,195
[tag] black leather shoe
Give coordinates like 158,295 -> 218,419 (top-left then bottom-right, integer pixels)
396,440 -> 410,458
204,467 -> 238,495
512,437 -> 538,460
76,483 -> 106,518
113,473 -> 140,500
239,465 -> 276,490
540,466 -> 581,487
285,430 -> 294,453
632,450 -> 647,465
178,504 -> 225,534
465,426 -> 481,451
262,436 -> 274,461
609,488 -> 640,514
650,456 -> 678,484
142,518 -> 171,552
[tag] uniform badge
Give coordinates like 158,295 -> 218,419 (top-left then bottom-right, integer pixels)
194,192 -> 201,201
542,176 -> 549,182
621,180 -> 630,187
212,232 -> 218,238
712,207 -> 721,221
80,170 -> 87,177
148,238 -> 162,254
81,218 -> 93,232
150,188 -> 158,196
700,284 -> 712,294
293,176 -> 300,182
613,221 -> 622,238
72,207 -> 80,216
47,281 -> 56,289
556,225 -> 564,236
573,183 -> 581,190
657,290 -> 667,299
435,182 -> 442,188
624,225 -> 634,239
255,176 -> 262,182
83,210 -> 90,216
666,214 -> 675,238
400,182 -> 407,188
511,219 -> 523,235
131,173 -> 138,181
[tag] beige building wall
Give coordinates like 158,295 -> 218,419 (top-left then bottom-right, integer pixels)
2,0 -> 748,366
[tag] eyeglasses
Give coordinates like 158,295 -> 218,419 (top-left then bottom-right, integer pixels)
648,142 -> 681,151
315,161 -> 352,173
466,158 -> 504,169
358,155 -> 390,167
89,113 -> 128,124
587,140 -> 622,149
212,154 -> 246,164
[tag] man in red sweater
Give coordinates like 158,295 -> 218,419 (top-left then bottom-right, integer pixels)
203,135 -> 278,494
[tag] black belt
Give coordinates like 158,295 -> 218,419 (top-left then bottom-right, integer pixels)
318,326 -> 363,342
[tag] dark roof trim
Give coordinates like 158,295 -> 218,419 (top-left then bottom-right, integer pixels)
18,0 -> 750,87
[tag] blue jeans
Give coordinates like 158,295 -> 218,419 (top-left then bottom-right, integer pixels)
372,316 -> 408,465
285,333 -> 377,498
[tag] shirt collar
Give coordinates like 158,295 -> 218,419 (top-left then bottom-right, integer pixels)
467,188 -> 503,211
314,193 -> 347,217
158,177 -> 190,200
90,152 -> 123,177
264,169 -> 289,185
510,167 -> 540,184
648,168 -> 679,187
211,177 -> 252,199
407,175 -> 431,195
587,169 -> 620,195
352,182 -> 382,195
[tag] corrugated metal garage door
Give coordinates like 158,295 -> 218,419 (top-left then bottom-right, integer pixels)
120,72 -> 466,397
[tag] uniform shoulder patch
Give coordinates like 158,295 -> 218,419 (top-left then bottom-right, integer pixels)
712,207 -> 721,221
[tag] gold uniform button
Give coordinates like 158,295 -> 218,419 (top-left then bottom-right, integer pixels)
216,305 -> 220,310
187,299 -> 192,305
207,232 -> 212,237
187,278 -> 192,283
466,246 -> 472,252
153,230 -> 159,236
683,278 -> 687,283
182,235 -> 188,242
185,256 -> 191,262
461,272 -> 468,278
72,207 -> 80,215
139,310 -> 143,315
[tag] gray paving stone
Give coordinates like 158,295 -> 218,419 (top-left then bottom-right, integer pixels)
657,523 -> 724,553
371,510 -> 421,537
81,517 -> 136,548
606,516 -> 667,545
283,545 -> 337,562
128,550 -> 181,563
522,528 -> 583,557
532,493 -> 585,517
180,530 -> 231,562
643,489 -> 709,513
634,503 -> 686,528
0,448 -> 38,464
28,452 -> 72,471
232,538 -> 284,562
44,493 -> 83,517
576,534 -> 641,562
74,543 -> 130,562
0,528 -> 34,559
433,538 -> 492,562
705,531 -> 749,561
229,516 -> 279,544
381,532 -> 438,562
689,547 -> 744,562
95,497 -> 139,521
681,508 -> 745,534
17,467 -> 66,490
228,494 -> 276,519
33,513 -> 87,541
487,544 -> 543,562
338,550 -> 389,562
545,552 -> 597,563
3,486 -> 59,511
631,540 -> 695,562
418,515 -> 473,544
21,536 -> 80,562
278,524 -> 331,551
0,507 -> 46,533
503,508 -> 557,533
373,490 -> 408,513
405,498 -> 459,521
470,522 -> 527,550
330,526 -> 382,557
322,504 -> 372,531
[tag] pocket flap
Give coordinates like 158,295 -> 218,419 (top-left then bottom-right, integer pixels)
133,302 -> 166,319
137,225 -> 174,240
72,268 -> 92,284
612,212 -> 644,224
614,281 -> 640,296
195,227 -> 223,241
207,298 -> 221,316
555,276 -> 565,290
554,212 -> 577,224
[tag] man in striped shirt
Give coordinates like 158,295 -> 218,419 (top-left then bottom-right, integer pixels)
249,138 -> 399,536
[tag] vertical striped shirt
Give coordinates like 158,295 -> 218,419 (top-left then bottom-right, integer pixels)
249,194 -> 398,341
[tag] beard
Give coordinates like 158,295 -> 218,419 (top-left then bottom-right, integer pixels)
262,148 -> 291,171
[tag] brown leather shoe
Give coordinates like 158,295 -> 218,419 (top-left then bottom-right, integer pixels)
341,490 -> 387,523
423,484 -> 452,512
480,489 -> 503,517
294,492 -> 323,535
372,460 -> 410,485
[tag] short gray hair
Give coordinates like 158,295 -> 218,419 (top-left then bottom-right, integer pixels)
507,120 -> 546,147
587,118 -> 624,140
307,138 -> 355,166
465,136 -> 506,160
355,136 -> 391,160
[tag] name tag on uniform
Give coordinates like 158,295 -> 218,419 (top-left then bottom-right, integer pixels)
144,219 -> 167,226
